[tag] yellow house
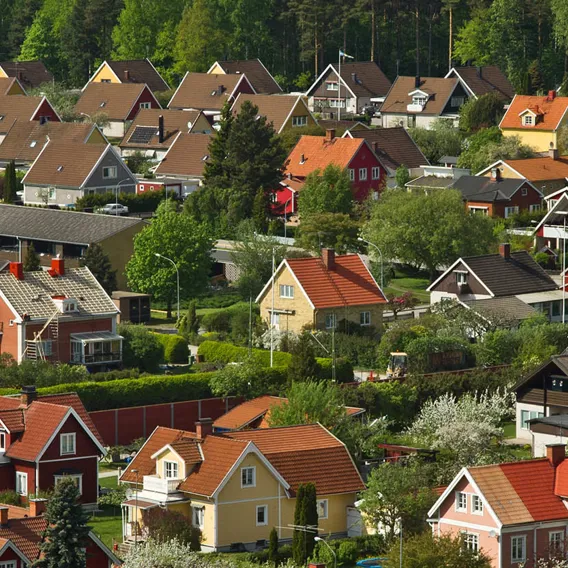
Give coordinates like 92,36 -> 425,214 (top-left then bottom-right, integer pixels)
119,422 -> 365,551
86,59 -> 170,93
499,92 -> 568,152
256,249 -> 387,334
0,77 -> 26,96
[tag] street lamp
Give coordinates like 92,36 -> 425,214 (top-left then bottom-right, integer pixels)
154,253 -> 180,321
314,536 -> 336,568
115,178 -> 132,215
132,469 -> 139,546
358,237 -> 384,290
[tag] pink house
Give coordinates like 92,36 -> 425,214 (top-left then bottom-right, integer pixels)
428,444 -> 568,567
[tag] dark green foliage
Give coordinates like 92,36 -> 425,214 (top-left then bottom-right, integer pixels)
23,242 -> 41,271
395,166 -> 410,188
459,92 -> 506,132
0,356 -> 90,389
303,483 -> 318,559
298,165 -> 354,217
279,124 -> 325,153
268,527 -> 279,564
288,332 -> 320,382
292,485 -> 306,566
408,121 -> 463,164
118,323 -> 164,372
296,212 -> 361,254
143,508 -> 201,550
75,189 -> 170,213
404,335 -> 473,374
125,152 -> 154,176
178,300 -> 199,337
0,490 -> 21,505
154,333 -> 189,364
80,242 -> 117,294
3,161 -> 17,204
201,311 -> 231,333
252,189 -> 269,233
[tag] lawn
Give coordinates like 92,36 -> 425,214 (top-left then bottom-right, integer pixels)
383,269 -> 430,304
89,506 -> 122,550
100,461 -> 128,473
99,475 -> 119,490
502,421 -> 516,439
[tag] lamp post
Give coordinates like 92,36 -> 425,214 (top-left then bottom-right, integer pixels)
314,536 -> 336,568
358,237 -> 384,290
115,178 -> 132,215
154,253 -> 180,321
132,469 -> 139,546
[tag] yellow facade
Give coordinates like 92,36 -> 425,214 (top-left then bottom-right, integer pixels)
480,164 -> 520,180
6,81 -> 25,95
85,127 -> 107,144
208,63 -> 226,75
502,128 -> 557,153
155,448 -> 188,480
90,63 -> 122,84
0,68 -> 7,79
282,101 -> 317,132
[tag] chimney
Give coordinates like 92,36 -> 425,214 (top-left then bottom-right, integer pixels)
9,262 -> 23,281
124,69 -> 130,82
325,129 -> 335,142
51,258 -> 64,276
549,147 -> 559,160
20,385 -> 37,408
29,498 -> 47,517
158,114 -> 164,144
195,418 -> 213,439
547,444 -> 566,468
476,66 -> 482,79
548,90 -> 557,102
499,243 -> 511,259
300,153 -> 305,164
322,248 -> 335,270
0,507 -> 8,526
351,72 -> 357,84
217,85 -> 224,96
372,141 -> 378,153
415,75 -> 421,89
490,167 -> 501,182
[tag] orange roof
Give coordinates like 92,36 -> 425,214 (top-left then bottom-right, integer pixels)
501,156 -> 568,181
500,94 -> 568,131
284,135 -> 365,178
0,517 -> 46,561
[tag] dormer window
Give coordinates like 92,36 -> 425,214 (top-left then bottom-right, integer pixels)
412,95 -> 427,106
524,115 -> 533,126
60,432 -> 76,455
52,296 -> 78,314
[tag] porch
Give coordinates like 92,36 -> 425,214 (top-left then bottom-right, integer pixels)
70,331 -> 123,365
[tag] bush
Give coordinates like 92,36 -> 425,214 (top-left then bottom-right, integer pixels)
75,189 -> 174,213
210,360 -> 287,398
154,334 -> 189,364
405,335 -> 473,374
0,490 -> 20,505
119,324 -> 164,372
89,368 -> 141,382
201,311 -> 231,333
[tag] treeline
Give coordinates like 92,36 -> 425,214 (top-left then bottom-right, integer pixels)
4,0 -> 568,93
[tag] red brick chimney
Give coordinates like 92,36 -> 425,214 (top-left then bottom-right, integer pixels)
0,507 -> 8,526
547,444 -> 566,468
325,129 -> 335,142
29,498 -> 47,517
51,258 -> 64,276
322,248 -> 335,270
195,418 -> 213,439
499,243 -> 511,259
9,262 -> 23,281
548,90 -> 557,102
20,386 -> 37,408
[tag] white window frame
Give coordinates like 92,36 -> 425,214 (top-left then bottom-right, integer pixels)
270,312 -> 280,331
412,95 -> 427,106
471,494 -> 483,515
279,284 -> 294,299
462,532 -> 479,553
54,474 -> 82,495
325,313 -> 336,329
15,472 -> 27,496
317,499 -> 328,519
60,432 -> 76,456
292,116 -> 308,127
523,115 -> 533,126
0,561 -> 16,568
455,491 -> 467,512
164,461 -> 178,479
241,466 -> 256,488
511,535 -> 527,563
326,82 -> 339,91
139,102 -> 151,109
505,206 -> 519,218
359,168 -> 368,181
371,167 -> 380,180
520,409 -> 544,430
360,311 -> 371,326
451,96 -> 465,107
102,166 -> 117,180
256,504 -> 268,526
192,505 -> 204,529
455,271 -> 468,286
550,530 -> 564,554
521,187 -> 528,196
348,168 -> 355,181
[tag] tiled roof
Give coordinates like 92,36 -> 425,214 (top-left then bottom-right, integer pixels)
349,127 -> 429,170
381,76 -> 459,115
0,409 -> 25,433
500,94 -> 568,131
335,62 -> 391,98
463,296 -> 538,322
284,254 -> 387,308
499,156 -> 568,181
154,133 -> 212,178
284,135 -> 365,178
0,61 -> 53,90
0,266 -> 119,319
213,60 -> 281,94
231,94 -> 304,133
0,96 -> 53,132
450,175 -> 531,202
106,59 -> 169,92
170,439 -> 202,464
75,82 -> 156,121
0,516 -> 46,561
169,73 -> 246,111
450,66 -> 514,101
0,204 -> 144,245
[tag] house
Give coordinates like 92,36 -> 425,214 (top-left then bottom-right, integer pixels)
153,133 -> 212,197
0,121 -> 106,169
168,72 -> 255,116
120,108 -> 212,160
119,422 -> 365,550
380,76 -> 468,129
22,141 -> 136,207
256,248 -> 387,333
445,65 -> 514,102
0,259 -> 122,367
112,291 -> 151,324
0,95 -> 60,142
0,204 -> 145,289
0,61 -> 53,90
231,94 -> 317,133
280,129 -> 387,211
318,119 -> 370,133
305,61 -> 391,117
0,385 -> 106,508
449,170 -> 543,217
86,58 -> 170,93
344,127 -> 430,178
534,193 -> 568,252
136,177 -> 182,196
74,83 -> 161,138
500,91 -> 568,152
427,244 -> 563,322
213,395 -> 365,432
208,59 -> 281,94
405,164 -> 471,192
0,77 -> 26,96
427,445 -> 568,568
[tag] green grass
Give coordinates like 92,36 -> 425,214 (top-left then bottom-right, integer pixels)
89,506 -> 122,549
383,269 -> 430,303
100,461 -> 128,472
503,421 -> 516,439
99,476 -> 119,490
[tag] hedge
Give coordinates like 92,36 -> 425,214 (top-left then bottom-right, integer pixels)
154,333 -> 189,364
75,188 -> 172,213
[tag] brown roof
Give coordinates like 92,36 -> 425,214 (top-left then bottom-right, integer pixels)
0,95 -> 55,132
105,59 -> 169,92
381,76 -> 459,115
231,94 -> 306,133
0,77 -> 23,95
335,61 -> 391,98
450,65 -> 514,101
0,61 -> 53,90
500,94 -> 568,131
75,82 -> 157,121
349,127 -> 429,170
169,439 -> 202,464
169,73 -> 250,111
213,59 -> 281,94
154,133 -> 212,178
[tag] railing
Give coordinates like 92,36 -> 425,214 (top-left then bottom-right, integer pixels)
142,475 -> 180,494
71,351 -> 121,364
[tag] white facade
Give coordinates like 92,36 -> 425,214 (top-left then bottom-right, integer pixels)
101,120 -> 128,138
381,113 -> 459,130
515,401 -> 546,441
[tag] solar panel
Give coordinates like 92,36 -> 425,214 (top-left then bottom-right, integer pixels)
127,126 -> 157,144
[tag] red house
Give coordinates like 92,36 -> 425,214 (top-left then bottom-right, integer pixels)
0,386 -> 106,509
279,129 -> 387,215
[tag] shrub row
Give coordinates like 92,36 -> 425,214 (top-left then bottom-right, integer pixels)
75,188 -> 172,213
153,333 -> 189,364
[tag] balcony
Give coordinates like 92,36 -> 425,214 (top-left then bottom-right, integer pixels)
142,475 -> 180,494
406,103 -> 424,113
70,331 -> 123,366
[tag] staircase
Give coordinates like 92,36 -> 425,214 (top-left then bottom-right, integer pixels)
25,342 -> 37,361
117,541 -> 134,558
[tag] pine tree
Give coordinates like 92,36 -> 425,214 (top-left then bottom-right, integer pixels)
34,478 -> 91,568
252,189 -> 269,233
23,242 -> 41,271
303,482 -> 318,559
268,527 -> 279,565
178,300 -> 199,337
80,242 -> 117,294
3,160 -> 15,204
292,484 -> 306,565
288,332 -> 320,383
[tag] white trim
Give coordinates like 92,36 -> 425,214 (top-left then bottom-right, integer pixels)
518,109 -> 537,118
151,443 -> 185,461
501,521 -> 568,534
88,530 -> 123,566
511,534 -> 527,563
213,493 -> 218,548
305,63 -> 357,99
60,432 -> 76,456
31,95 -> 62,123
507,179 -> 544,199
357,252 -> 387,300
240,465 -> 256,488
81,143 -> 136,190
317,498 -> 328,519
163,459 -> 179,479
281,96 -> 317,134
54,472 -> 83,495
436,517 -> 500,534
444,68 -> 478,100
471,494 -> 484,515
21,132 -> 53,185
230,74 -> 257,100
455,490 -> 467,512
145,57 -> 171,91
153,131 -> 183,175
0,540 -> 31,566
544,186 -> 568,201
84,60 -> 121,91
534,192 -> 568,233
167,71 -> 189,109
475,160 -> 525,179
123,84 -> 162,122
15,471 -> 27,495
499,94 -> 516,129
426,258 -> 494,297
78,143 -> 112,189
120,425 -> 162,483
218,495 -> 281,505
256,504 -> 268,526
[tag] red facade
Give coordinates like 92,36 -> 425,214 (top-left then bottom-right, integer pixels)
346,141 -> 387,202
126,86 -> 160,120
467,182 -> 542,218
31,99 -> 61,123
137,180 -> 182,194
0,546 -> 23,567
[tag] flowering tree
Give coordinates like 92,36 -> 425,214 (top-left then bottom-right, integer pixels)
387,292 -> 419,320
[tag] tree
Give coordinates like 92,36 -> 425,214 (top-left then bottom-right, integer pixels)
453,9 -> 492,66
34,478 -> 91,568
23,242 -> 41,272
268,527 -> 279,564
18,12 -> 60,78
387,292 -> 419,320
178,300 -> 199,338
126,210 -> 212,317
118,323 -> 164,373
395,166 -> 410,189
459,92 -> 506,132
303,482 -> 318,559
7,0 -> 42,59
296,212 -> 361,254
298,165 -> 353,218
122,539 -> 195,568
363,189 -> 496,280
252,188 -> 269,232
143,508 -> 201,551
408,120 -> 463,164
288,332 -> 320,383
80,242 -> 117,294
292,484 -> 306,566
3,160 -> 16,203
28,83 -> 79,121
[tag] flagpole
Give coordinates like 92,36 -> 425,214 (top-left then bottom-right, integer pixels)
338,50 -> 341,123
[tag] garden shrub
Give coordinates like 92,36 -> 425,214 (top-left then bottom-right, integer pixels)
0,490 -> 20,506
119,323 -> 164,372
154,333 -> 189,364
75,189 -> 172,213
201,311 -> 231,333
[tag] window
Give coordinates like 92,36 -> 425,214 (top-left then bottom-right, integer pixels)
372,167 -> 380,180
292,116 -> 308,127
469,206 -> 489,215
101,79 -> 111,83
471,495 -> 483,515
54,474 -> 82,495
523,115 -> 533,126
102,166 -> 117,179
451,96 -> 465,107
348,169 -> 355,181
30,140 -> 37,148
521,187 -> 528,196
407,114 -> 416,128
455,271 -> 468,286
359,168 -> 368,181
0,432 -> 5,451
511,535 -> 526,563
360,311 -> 371,326
455,491 -> 467,512
164,461 -> 178,479
530,204 -> 541,212
192,506 -> 204,528
553,301 -> 561,318
521,409 -> 544,430
325,313 -> 336,329
256,505 -> 268,526
36,340 -> 53,357
326,82 -> 339,91
0,561 -> 16,568
270,312 -> 280,331
412,95 -> 427,106
241,466 -> 256,487
139,102 -> 151,109
15,472 -> 27,496
60,432 -> 76,456
505,206 -> 519,218
280,284 -> 294,299
462,532 -> 479,553
550,531 -> 564,554
317,499 -> 328,519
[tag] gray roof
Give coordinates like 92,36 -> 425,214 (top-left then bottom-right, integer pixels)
0,205 -> 144,245
450,175 -> 529,202
0,266 -> 118,319
462,296 -> 538,321
529,414 -> 568,429
406,175 -> 454,189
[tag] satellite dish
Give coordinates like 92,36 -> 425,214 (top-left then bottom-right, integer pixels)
187,121 -> 193,130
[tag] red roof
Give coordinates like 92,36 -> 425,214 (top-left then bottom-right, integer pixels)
500,94 -> 568,131
0,517 -> 46,561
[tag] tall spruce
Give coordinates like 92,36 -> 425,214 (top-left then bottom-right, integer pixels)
268,527 -> 279,564
288,332 -> 320,383
303,482 -> 318,559
292,484 -> 306,565
23,242 -> 41,271
80,242 -> 117,294
3,160 -> 16,204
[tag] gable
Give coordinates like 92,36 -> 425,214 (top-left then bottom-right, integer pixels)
90,62 -> 120,85
83,147 -> 135,189
428,259 -> 491,297
153,446 -> 187,479
255,260 -> 314,309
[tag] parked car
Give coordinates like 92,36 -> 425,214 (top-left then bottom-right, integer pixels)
102,203 -> 129,215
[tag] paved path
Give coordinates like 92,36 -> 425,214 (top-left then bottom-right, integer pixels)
100,470 -> 120,478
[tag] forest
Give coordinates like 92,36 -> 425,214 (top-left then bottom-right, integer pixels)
3,0 -> 568,93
